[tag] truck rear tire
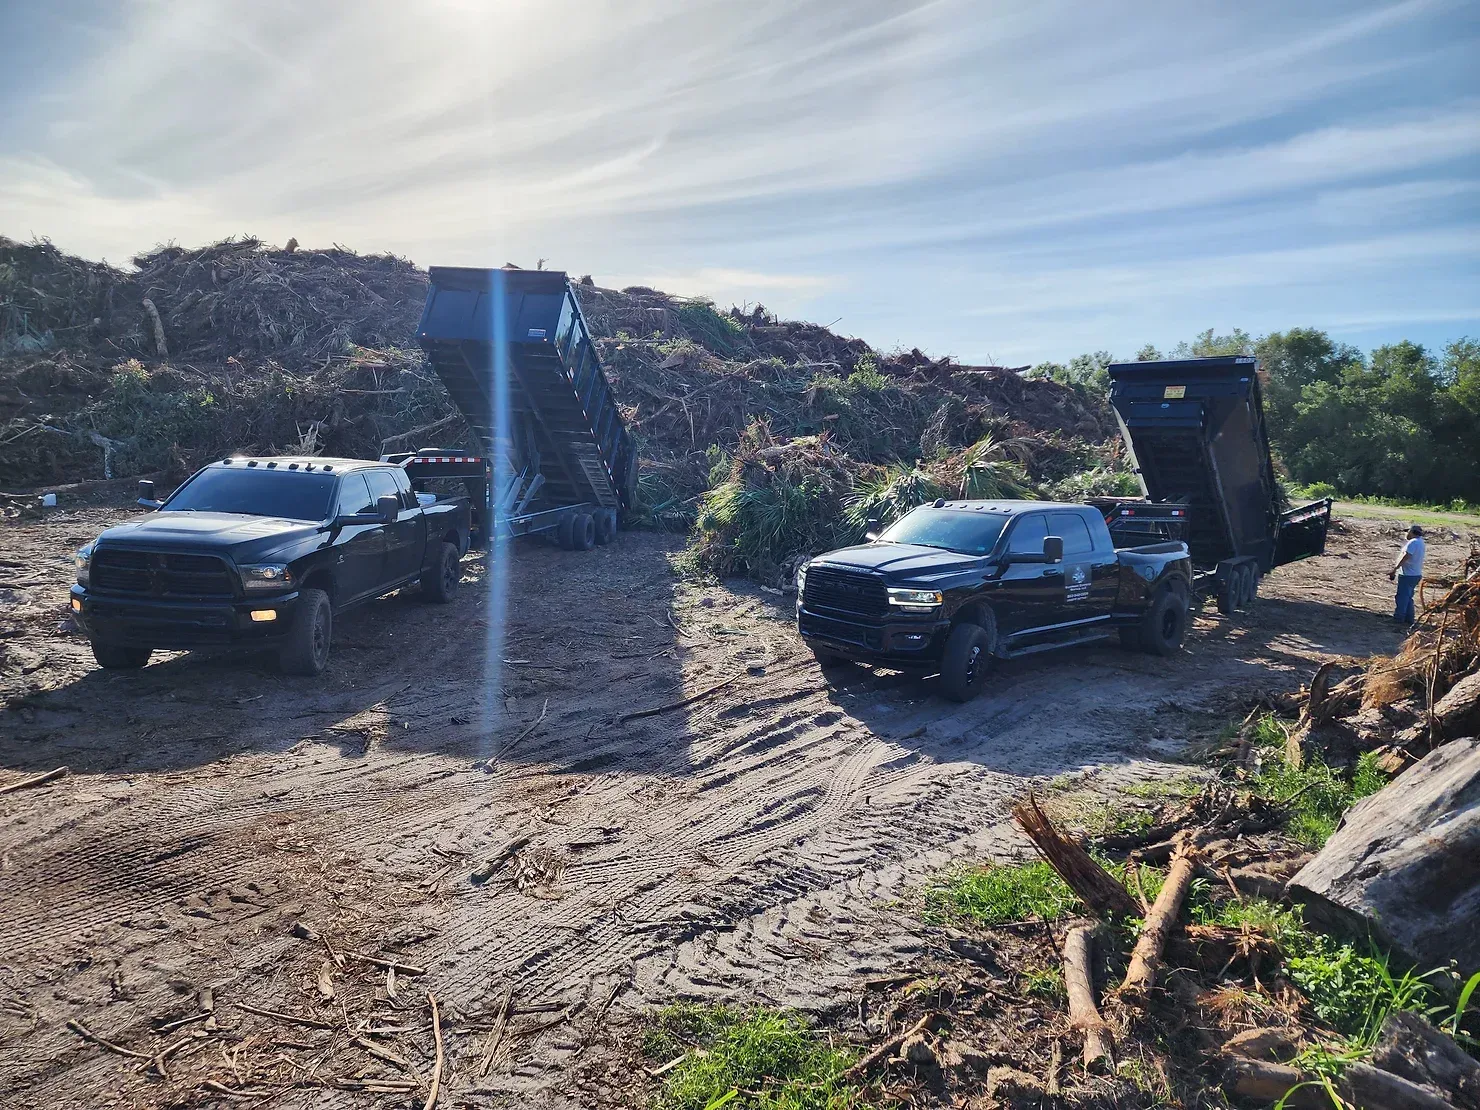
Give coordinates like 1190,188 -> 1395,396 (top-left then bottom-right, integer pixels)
1139,586 -> 1189,656
556,515 -> 576,549
421,542 -> 460,603
279,588 -> 332,676
940,622 -> 993,702
91,640 -> 151,669
595,509 -> 617,545
572,513 -> 596,551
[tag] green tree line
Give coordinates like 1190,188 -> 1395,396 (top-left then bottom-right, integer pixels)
1028,330 -> 1480,506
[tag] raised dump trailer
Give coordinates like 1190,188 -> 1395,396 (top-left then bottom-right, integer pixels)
1100,355 -> 1331,613
405,268 -> 638,550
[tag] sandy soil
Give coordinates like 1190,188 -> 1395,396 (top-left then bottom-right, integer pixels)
1,504 -> 1474,1108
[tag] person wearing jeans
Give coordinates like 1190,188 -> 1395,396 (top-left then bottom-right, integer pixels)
1387,524 -> 1425,624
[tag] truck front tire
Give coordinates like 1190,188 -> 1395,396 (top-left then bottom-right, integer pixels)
421,542 -> 461,603
91,640 -> 151,669
940,621 -> 994,702
1138,585 -> 1189,656
279,588 -> 332,676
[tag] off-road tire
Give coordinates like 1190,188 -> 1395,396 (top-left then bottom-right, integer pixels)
1139,585 -> 1189,656
91,640 -> 151,669
594,509 -> 617,546
279,588 -> 332,676
421,542 -> 460,603
940,621 -> 993,702
572,513 -> 596,551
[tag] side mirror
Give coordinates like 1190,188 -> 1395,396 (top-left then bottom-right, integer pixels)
136,479 -> 163,510
376,494 -> 400,525
865,515 -> 883,542
1043,535 -> 1064,563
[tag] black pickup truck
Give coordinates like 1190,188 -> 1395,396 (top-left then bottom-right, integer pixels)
796,500 -> 1192,700
70,457 -> 471,675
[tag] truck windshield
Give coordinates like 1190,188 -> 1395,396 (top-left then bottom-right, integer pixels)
878,508 -> 1009,555
164,468 -> 337,522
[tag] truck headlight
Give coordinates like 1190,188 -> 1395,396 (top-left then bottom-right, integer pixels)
239,563 -> 292,592
887,587 -> 942,613
795,561 -> 809,594
75,543 -> 94,587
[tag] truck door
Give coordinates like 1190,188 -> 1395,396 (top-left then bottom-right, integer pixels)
997,512 -> 1059,632
366,468 -> 423,583
1048,512 -> 1109,617
1079,510 -> 1122,613
332,474 -> 385,603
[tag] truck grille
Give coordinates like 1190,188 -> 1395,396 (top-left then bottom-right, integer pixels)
91,549 -> 237,600
802,566 -> 887,619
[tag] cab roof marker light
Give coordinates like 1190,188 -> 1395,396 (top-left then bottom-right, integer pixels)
266,461 -> 277,468
288,463 -> 299,470
247,460 -> 258,467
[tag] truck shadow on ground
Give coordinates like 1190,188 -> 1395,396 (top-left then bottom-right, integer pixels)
0,533 -> 692,777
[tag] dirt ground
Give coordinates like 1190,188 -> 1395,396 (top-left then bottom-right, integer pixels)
1,504 -> 1474,1109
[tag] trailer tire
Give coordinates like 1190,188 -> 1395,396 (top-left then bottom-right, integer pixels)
556,514 -> 576,550
279,588 -> 332,676
940,622 -> 993,702
1139,586 -> 1189,656
1240,565 -> 1258,607
421,542 -> 460,603
1216,568 -> 1238,614
595,509 -> 617,545
91,640 -> 151,670
572,513 -> 596,551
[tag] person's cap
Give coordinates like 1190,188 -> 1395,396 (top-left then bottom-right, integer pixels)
1408,524 -> 1423,536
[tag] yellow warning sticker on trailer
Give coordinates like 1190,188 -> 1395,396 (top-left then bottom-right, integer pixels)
1163,385 -> 1186,399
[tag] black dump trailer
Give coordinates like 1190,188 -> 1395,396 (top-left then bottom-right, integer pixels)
1097,356 -> 1331,614
396,267 -> 638,551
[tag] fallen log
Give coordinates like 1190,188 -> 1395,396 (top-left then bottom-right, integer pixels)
1012,794 -> 1139,921
1225,1056 -> 1460,1110
1061,921 -> 1113,1072
1434,672 -> 1480,740
1290,738 -> 1480,980
1373,1011 -> 1480,1110
1120,835 -> 1199,1001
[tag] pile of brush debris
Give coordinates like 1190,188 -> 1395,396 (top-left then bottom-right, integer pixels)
1,235 -> 1121,577
1283,546 -> 1480,778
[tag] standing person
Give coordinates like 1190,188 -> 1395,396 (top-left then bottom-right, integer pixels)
1387,525 -> 1425,624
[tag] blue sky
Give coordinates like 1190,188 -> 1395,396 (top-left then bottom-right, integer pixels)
1,0 -> 1476,365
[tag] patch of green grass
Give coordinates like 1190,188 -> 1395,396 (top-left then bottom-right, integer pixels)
1021,965 -> 1066,1002
1188,893 -> 1443,1047
1123,775 -> 1202,800
643,1004 -> 869,1110
1252,744 -> 1389,848
924,861 -> 1082,926
926,858 -> 1164,927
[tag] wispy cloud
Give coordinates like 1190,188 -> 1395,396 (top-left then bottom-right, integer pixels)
0,0 -> 1475,360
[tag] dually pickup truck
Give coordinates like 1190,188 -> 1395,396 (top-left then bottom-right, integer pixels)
71,456 -> 471,675
796,499 -> 1192,700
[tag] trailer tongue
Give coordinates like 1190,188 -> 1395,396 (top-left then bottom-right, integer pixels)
1100,355 -> 1331,613
397,267 -> 638,549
